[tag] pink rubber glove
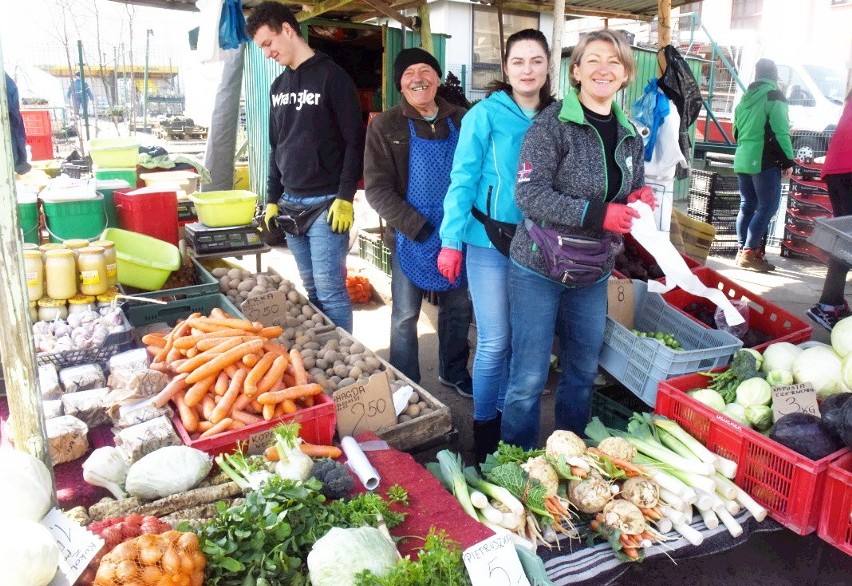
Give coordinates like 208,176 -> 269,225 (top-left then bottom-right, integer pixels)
627,186 -> 657,210
603,203 -> 640,234
437,248 -> 463,283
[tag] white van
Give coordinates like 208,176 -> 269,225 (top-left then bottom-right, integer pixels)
773,61 -> 846,158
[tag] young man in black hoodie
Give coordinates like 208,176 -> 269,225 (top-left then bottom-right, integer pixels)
247,2 -> 363,332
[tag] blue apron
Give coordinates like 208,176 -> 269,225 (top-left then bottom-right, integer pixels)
396,117 -> 464,291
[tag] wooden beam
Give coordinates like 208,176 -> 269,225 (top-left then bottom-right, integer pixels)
0,60 -> 54,482
658,0 -> 672,48
551,0 -> 564,96
295,0 -> 356,22
502,2 -> 655,22
418,4 -> 433,53
352,0 -> 423,23
361,0 -> 416,28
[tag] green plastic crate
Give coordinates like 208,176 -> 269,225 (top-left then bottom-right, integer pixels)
358,228 -> 392,276
591,383 -> 651,431
125,293 -> 245,327
119,257 -> 219,301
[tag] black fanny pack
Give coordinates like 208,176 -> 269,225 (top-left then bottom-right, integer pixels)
525,219 -> 618,286
277,199 -> 333,237
472,207 -> 517,257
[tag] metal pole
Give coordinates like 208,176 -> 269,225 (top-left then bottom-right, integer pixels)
0,41 -> 56,483
78,40 -> 90,141
143,29 -> 152,132
122,42 -> 128,109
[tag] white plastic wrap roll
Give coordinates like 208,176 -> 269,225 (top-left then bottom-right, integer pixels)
341,436 -> 381,490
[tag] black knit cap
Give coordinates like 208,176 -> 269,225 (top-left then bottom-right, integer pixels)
755,58 -> 778,81
393,48 -> 442,90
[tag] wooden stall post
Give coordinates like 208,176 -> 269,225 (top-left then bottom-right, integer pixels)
0,53 -> 55,481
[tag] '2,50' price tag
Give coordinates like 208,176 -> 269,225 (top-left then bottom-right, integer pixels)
241,290 -> 288,328
463,533 -> 530,586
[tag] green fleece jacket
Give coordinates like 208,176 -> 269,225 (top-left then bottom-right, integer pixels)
733,78 -> 795,174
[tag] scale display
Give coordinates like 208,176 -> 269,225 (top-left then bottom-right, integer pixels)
185,222 -> 263,254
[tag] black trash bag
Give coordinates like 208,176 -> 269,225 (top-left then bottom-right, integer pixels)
657,45 -> 703,174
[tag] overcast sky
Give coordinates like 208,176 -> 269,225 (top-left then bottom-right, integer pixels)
2,0 -> 200,68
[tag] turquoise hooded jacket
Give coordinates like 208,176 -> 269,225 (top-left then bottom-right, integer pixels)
440,90 -> 533,250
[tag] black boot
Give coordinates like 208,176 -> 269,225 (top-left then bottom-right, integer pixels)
473,413 -> 502,464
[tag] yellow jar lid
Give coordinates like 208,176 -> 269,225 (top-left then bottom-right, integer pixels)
79,246 -> 105,255
64,239 -> 90,249
38,298 -> 66,308
24,250 -> 42,259
45,249 -> 75,258
39,243 -> 67,252
97,291 -> 119,303
90,240 -> 115,249
22,243 -> 40,251
29,300 -> 37,307
68,294 -> 96,305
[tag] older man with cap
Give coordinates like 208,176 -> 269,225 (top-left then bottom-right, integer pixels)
733,57 -> 794,272
364,48 -> 473,397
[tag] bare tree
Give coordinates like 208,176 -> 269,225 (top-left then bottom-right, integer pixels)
82,0 -> 120,134
123,1 -> 138,134
46,0 -> 86,153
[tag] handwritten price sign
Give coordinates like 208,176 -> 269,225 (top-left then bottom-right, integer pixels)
333,371 -> 396,437
43,507 -> 104,586
241,290 -> 288,328
771,382 -> 820,422
463,533 -> 530,586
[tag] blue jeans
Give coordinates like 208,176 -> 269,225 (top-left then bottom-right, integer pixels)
501,264 -> 607,449
466,245 -> 511,421
281,194 -> 353,333
736,167 -> 782,250
390,253 -> 472,384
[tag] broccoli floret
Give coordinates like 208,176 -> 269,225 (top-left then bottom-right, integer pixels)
310,458 -> 355,500
730,350 -> 762,380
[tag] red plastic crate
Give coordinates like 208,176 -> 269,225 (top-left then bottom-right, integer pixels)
662,266 -> 812,352
21,109 -> 52,137
114,188 -> 179,245
656,371 -> 849,535
818,451 -> 852,556
26,134 -> 54,161
172,392 -> 336,457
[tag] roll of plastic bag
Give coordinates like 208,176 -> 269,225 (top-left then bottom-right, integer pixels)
341,436 -> 381,490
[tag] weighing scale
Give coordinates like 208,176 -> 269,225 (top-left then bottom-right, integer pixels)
185,221 -> 264,254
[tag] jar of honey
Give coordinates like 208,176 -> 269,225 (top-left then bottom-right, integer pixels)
44,249 -> 77,300
77,246 -> 109,296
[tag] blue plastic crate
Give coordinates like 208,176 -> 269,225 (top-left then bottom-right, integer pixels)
599,280 -> 743,406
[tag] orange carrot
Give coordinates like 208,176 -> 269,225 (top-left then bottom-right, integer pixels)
152,373 -> 190,408
264,445 -> 279,461
299,394 -> 315,408
233,393 -> 252,412
289,348 -> 308,386
155,316 -> 193,363
197,420 -> 215,432
174,393 -> 199,433
299,442 -> 342,459
183,373 -> 218,407
259,326 -> 283,339
177,337 -> 245,373
255,354 -> 289,396
224,363 -> 240,378
201,395 -> 217,420
166,346 -> 182,363
146,345 -> 161,358
263,340 -> 290,356
210,307 -> 231,319
210,368 -> 247,424
257,383 -> 323,405
250,400 -> 264,414
173,328 -> 247,350
142,333 -> 167,348
199,417 -> 233,438
149,360 -> 169,372
214,371 -> 230,396
230,420 -> 245,430
192,317 -> 262,333
185,339 -> 266,384
588,447 -> 646,477
262,403 -> 276,421
243,352 -> 277,397
242,353 -> 260,368
232,409 -> 263,425
186,347 -> 198,358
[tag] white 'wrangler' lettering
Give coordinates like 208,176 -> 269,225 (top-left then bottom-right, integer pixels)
271,90 -> 322,110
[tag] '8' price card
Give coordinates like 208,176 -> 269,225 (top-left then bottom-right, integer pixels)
332,371 -> 397,437
463,533 -> 530,586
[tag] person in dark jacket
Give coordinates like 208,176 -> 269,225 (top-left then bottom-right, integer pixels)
808,87 -> 852,330
501,30 -> 652,449
247,2 -> 363,333
66,72 -> 94,115
364,48 -> 473,396
6,74 -> 31,175
732,58 -> 794,272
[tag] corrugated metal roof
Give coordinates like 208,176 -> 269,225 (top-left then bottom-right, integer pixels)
109,0 -> 696,22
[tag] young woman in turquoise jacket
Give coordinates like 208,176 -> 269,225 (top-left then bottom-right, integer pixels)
437,29 -> 554,462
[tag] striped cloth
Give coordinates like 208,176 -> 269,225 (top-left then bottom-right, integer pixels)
539,510 -> 783,585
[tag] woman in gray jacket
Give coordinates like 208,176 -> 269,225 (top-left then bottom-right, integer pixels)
501,30 -> 653,449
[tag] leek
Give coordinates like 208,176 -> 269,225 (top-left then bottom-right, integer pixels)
652,417 -> 718,466
436,450 -> 477,519
716,507 -> 744,537
699,507 -> 719,530
714,474 -> 768,521
464,466 -> 525,516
